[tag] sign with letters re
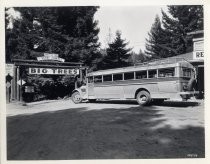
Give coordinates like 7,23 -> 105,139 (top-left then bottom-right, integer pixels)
29,68 -> 79,75
193,51 -> 204,60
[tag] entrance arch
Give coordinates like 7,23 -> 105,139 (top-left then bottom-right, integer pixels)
11,59 -> 87,102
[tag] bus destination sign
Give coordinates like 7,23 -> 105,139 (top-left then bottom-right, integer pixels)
29,68 -> 79,75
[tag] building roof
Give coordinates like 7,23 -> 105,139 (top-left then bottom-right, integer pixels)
187,30 -> 204,35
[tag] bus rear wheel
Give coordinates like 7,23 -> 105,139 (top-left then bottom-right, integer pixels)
72,92 -> 82,104
136,91 -> 151,106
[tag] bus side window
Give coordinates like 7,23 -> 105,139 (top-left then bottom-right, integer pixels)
88,76 -> 93,83
148,70 -> 157,78
103,74 -> 112,82
113,74 -> 123,81
158,68 -> 175,77
94,75 -> 102,83
124,72 -> 134,80
136,71 -> 147,79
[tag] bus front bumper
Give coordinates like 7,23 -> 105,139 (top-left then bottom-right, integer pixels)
179,91 -> 199,100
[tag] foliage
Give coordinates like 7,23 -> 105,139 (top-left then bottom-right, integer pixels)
5,7 -> 101,67
5,7 -> 101,100
98,30 -> 132,70
56,7 -> 101,67
129,49 -> 149,65
162,5 -> 203,55
145,15 -> 172,59
145,5 -> 203,58
22,75 -> 75,101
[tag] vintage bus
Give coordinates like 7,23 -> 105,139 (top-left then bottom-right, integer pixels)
71,58 -> 198,105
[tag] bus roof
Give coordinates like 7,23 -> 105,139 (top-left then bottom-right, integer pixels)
87,57 -> 194,76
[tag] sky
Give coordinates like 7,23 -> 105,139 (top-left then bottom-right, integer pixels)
94,6 -> 168,53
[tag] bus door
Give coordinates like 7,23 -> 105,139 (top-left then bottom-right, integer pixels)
87,76 -> 95,98
197,65 -> 204,99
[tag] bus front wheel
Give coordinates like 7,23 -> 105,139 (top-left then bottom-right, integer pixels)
72,92 -> 82,104
136,91 -> 151,106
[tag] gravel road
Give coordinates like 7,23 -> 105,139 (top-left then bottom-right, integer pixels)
6,99 -> 205,159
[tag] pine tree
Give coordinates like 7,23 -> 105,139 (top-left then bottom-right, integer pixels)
5,7 -> 101,68
145,15 -> 173,59
100,30 -> 132,69
5,7 -> 67,62
33,8 -> 67,55
145,5 -> 203,58
161,5 -> 203,55
57,7 -> 100,67
129,49 -> 148,65
138,49 -> 148,63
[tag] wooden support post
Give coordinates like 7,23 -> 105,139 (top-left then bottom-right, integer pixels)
85,68 -> 88,83
79,64 -> 82,81
20,75 -> 23,102
11,65 -> 16,101
75,72 -> 78,89
17,66 -> 20,101
6,85 -> 10,103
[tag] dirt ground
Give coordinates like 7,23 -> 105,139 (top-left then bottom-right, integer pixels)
6,99 -> 205,159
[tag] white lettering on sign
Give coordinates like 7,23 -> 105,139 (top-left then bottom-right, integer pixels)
37,53 -> 65,62
193,51 -> 204,60
29,68 -> 79,75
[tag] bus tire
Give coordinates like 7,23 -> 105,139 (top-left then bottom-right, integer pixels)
72,91 -> 82,104
89,99 -> 96,103
136,91 -> 151,106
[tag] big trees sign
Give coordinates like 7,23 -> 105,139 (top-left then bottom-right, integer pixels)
29,53 -> 80,75
29,68 -> 79,75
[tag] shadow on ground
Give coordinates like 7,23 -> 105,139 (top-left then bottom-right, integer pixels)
94,99 -> 200,107
156,101 -> 200,107
7,105 -> 205,160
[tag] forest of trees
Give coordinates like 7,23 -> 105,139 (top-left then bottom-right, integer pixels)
5,6 -> 203,100
6,5 -> 204,69
145,5 -> 203,59
5,7 -> 101,69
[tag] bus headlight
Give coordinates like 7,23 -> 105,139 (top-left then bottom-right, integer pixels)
183,84 -> 188,91
81,88 -> 86,93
